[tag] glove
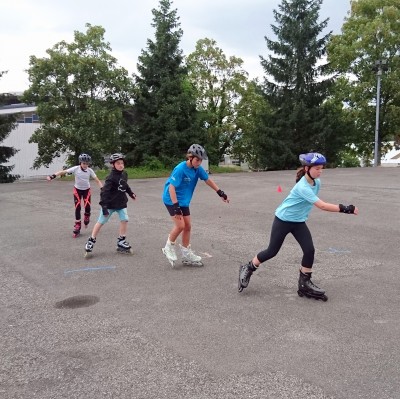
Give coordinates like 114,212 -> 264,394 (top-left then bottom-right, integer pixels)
173,202 -> 183,216
339,204 -> 355,214
102,207 -> 110,216
217,189 -> 228,201
129,192 -> 136,200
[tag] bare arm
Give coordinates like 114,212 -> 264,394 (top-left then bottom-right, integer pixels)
205,178 -> 229,203
168,184 -> 178,204
46,170 -> 68,181
94,176 -> 103,189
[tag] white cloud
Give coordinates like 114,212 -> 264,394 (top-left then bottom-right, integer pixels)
0,0 -> 351,93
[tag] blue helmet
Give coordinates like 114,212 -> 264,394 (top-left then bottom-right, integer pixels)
79,153 -> 91,163
299,153 -> 327,166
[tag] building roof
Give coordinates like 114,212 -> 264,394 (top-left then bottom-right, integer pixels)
0,103 -> 37,115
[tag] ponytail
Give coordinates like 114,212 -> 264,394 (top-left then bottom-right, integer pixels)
296,167 -> 306,183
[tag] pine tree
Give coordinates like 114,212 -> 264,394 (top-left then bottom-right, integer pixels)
132,0 -> 202,166
259,0 -> 334,169
0,73 -> 19,183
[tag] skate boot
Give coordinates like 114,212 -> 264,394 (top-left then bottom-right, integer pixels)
238,261 -> 257,292
162,239 -> 178,267
297,271 -> 328,302
83,213 -> 90,228
84,236 -> 96,258
73,221 -> 81,238
180,244 -> 203,267
117,236 -> 133,254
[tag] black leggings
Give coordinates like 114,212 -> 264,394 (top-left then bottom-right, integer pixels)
256,216 -> 315,268
73,187 -> 91,221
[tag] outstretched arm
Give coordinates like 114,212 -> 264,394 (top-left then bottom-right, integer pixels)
314,199 -> 358,215
46,170 -> 68,181
205,178 -> 229,203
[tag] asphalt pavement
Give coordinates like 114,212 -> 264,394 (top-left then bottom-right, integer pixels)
0,167 -> 399,399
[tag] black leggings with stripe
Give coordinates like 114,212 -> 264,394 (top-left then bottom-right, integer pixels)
73,187 -> 91,221
256,216 -> 315,268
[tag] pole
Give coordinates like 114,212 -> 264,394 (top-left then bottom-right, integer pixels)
373,68 -> 382,167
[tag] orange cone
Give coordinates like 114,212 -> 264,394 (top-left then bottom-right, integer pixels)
277,185 -> 282,193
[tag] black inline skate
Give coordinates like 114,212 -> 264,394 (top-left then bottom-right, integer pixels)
117,236 -> 133,254
297,270 -> 328,302
73,221 -> 81,238
84,236 -> 96,258
238,261 -> 257,292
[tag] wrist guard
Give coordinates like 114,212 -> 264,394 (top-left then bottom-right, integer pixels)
173,202 -> 183,216
102,207 -> 109,216
217,189 -> 227,200
129,192 -> 136,200
339,204 -> 355,214
50,174 -> 56,180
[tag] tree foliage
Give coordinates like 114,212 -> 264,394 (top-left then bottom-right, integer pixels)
132,0 -> 202,166
186,38 -> 256,164
0,71 -> 19,183
258,0 -> 347,169
327,0 -> 400,165
23,24 -> 133,168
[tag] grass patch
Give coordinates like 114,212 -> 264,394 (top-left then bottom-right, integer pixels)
60,164 -> 243,181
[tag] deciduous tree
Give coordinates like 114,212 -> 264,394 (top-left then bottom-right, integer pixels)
23,24 -> 133,168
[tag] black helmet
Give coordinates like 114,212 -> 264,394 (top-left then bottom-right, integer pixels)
78,153 -> 91,163
299,152 -> 327,166
109,153 -> 125,163
187,144 -> 208,160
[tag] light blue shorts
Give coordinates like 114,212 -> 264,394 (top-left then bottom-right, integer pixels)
97,208 -> 129,224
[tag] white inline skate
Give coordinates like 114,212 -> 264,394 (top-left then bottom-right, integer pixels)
84,236 -> 96,258
180,244 -> 203,267
162,239 -> 178,267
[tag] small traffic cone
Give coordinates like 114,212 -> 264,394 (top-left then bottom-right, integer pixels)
277,185 -> 282,193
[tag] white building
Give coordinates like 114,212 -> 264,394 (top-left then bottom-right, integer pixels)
0,104 -> 67,179
381,142 -> 400,167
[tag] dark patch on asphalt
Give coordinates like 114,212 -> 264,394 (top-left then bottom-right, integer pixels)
55,295 -> 99,309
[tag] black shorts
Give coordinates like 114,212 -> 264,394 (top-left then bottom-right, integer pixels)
165,204 -> 190,217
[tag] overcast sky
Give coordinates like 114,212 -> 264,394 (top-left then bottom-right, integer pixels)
0,0 -> 351,94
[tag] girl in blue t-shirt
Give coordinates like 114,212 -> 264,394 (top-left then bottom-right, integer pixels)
162,144 -> 229,267
238,152 -> 358,301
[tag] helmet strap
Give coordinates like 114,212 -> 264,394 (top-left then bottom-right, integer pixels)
306,166 -> 315,181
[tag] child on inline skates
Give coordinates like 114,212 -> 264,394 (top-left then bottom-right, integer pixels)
84,153 -> 136,256
47,153 -> 103,237
162,144 -> 229,267
238,152 -> 359,301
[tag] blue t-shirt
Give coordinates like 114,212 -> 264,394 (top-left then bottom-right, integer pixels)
275,176 -> 320,222
162,161 -> 209,207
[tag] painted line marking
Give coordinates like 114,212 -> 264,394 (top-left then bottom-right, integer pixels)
327,247 -> 351,254
64,266 -> 116,274
200,252 -> 213,258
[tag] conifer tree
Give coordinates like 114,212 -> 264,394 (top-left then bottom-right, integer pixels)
132,0 -> 202,166
0,73 -> 19,183
259,0 -> 339,169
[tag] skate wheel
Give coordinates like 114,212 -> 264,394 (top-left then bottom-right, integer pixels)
321,295 -> 328,302
84,252 -> 92,258
238,285 -> 243,293
297,290 -> 304,297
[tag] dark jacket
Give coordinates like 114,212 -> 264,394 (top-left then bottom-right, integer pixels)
99,169 -> 133,210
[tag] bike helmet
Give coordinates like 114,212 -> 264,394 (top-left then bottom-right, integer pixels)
187,144 -> 208,160
109,153 -> 125,163
79,153 -> 92,163
299,152 -> 327,166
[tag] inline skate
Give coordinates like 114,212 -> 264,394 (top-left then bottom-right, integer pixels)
297,271 -> 328,302
238,261 -> 257,292
162,241 -> 178,267
84,236 -> 96,258
180,244 -> 203,267
73,221 -> 81,238
117,236 -> 133,254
